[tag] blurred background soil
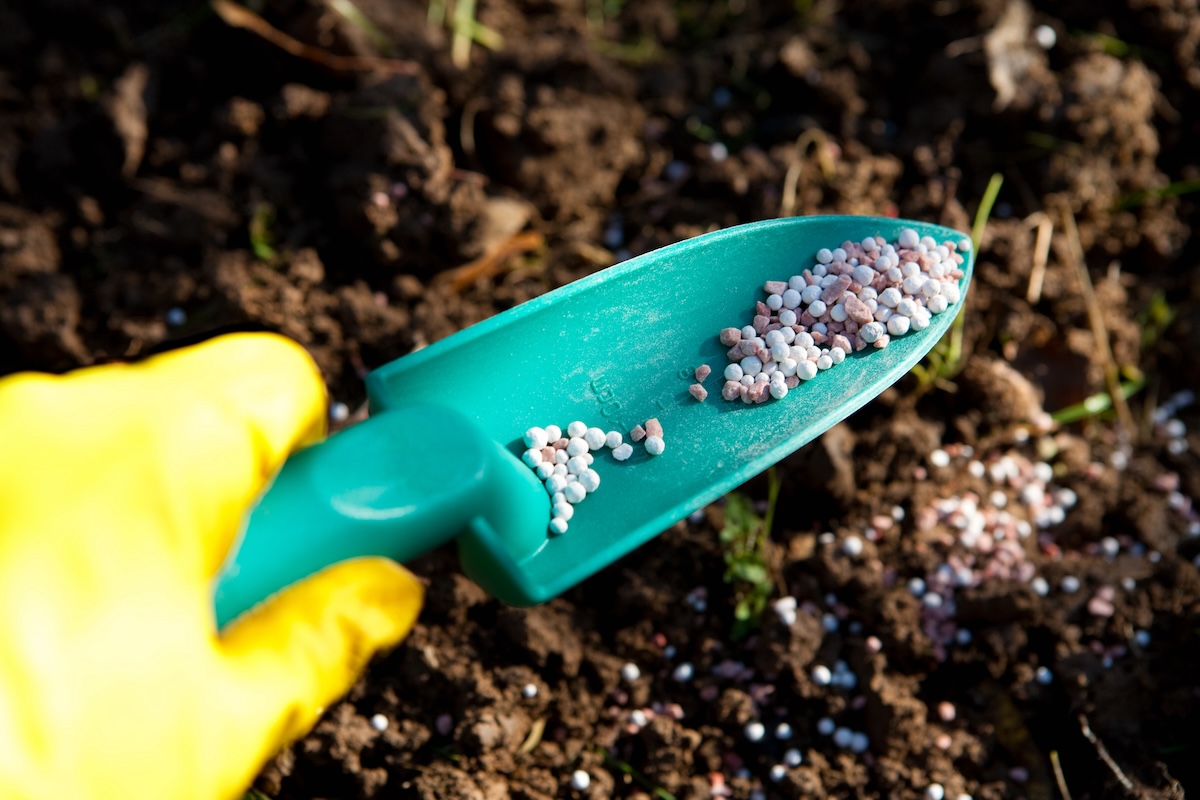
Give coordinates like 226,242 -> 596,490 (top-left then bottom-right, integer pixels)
2,0 -> 1199,798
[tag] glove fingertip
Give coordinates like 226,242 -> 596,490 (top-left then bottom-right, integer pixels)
219,558 -> 424,741
194,333 -> 329,452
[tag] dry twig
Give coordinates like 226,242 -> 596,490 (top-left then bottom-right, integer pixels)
1024,211 -> 1053,304
459,96 -> 487,159
211,0 -> 420,75
438,230 -> 544,293
1059,205 -> 1135,438
780,129 -> 837,218
1050,750 -> 1073,800
1078,714 -> 1135,796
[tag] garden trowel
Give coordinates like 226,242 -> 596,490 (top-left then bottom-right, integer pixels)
214,216 -> 974,627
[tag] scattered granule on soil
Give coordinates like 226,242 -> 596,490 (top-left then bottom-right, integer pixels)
715,229 -> 967,404
905,444 -> 1089,662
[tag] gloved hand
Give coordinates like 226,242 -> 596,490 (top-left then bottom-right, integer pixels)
0,333 -> 424,800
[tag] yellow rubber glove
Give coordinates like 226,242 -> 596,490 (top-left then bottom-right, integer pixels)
0,333 -> 424,800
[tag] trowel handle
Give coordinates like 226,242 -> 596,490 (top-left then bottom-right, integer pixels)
212,405 -> 548,629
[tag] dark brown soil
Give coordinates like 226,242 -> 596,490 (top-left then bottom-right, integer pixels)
3,1 -> 1200,798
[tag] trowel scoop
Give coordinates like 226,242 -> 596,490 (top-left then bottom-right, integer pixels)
214,215 -> 974,627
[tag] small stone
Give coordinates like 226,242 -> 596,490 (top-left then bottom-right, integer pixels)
843,294 -> 873,324
1088,590 -> 1115,617
811,665 -> 832,686
1034,24 -> 1057,49
833,727 -> 854,748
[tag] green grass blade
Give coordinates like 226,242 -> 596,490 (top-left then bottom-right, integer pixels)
328,0 -> 395,55
971,173 -> 1004,253
601,750 -> 677,800
1050,379 -> 1145,424
910,172 -> 1001,385
1112,179 -> 1200,211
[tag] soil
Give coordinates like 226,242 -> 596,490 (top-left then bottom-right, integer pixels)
3,1 -> 1200,798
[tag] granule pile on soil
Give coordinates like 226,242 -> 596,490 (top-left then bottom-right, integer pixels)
2,1 -> 1199,798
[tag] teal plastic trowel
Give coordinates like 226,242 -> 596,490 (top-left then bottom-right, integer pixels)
214,216 -> 974,627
